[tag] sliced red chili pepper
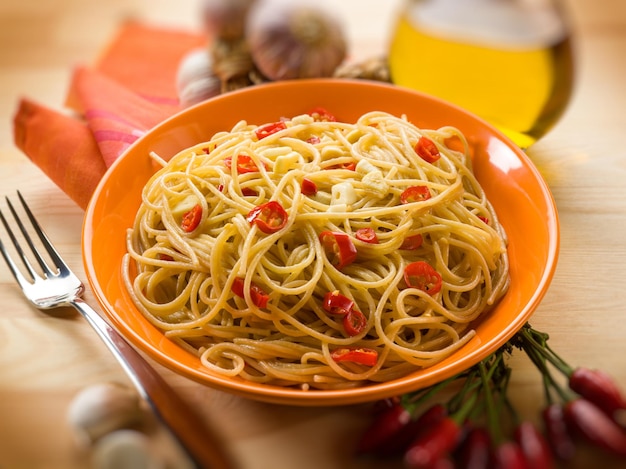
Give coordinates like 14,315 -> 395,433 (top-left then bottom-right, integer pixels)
255,121 -> 287,140
400,186 -> 431,204
330,347 -> 378,366
181,204 -> 202,232
319,231 -> 357,270
224,154 -> 265,174
542,404 -> 576,462
404,261 -> 442,295
246,201 -> 288,234
514,422 -> 553,469
241,187 -> 258,196
328,161 -> 356,171
301,178 -> 318,196
231,277 -> 270,308
564,398 -> 626,457
306,136 -> 321,144
415,136 -> 440,163
309,107 -> 336,122
568,367 -> 626,419
404,417 -> 461,468
478,215 -> 489,225
322,290 -> 354,316
355,227 -> 379,244
343,309 -> 367,336
400,234 -> 423,250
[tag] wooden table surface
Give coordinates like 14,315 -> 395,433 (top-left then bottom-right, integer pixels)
1,1 -> 626,468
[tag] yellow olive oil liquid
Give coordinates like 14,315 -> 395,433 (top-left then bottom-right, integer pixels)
389,3 -> 574,148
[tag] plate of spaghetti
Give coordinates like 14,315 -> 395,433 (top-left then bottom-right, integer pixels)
83,79 -> 559,405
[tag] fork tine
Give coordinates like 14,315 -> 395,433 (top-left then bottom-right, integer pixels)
16,191 -> 70,276
0,205 -> 38,287
3,194 -> 56,278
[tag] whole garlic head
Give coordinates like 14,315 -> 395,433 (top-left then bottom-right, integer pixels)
67,382 -> 146,446
246,0 -> 347,80
176,48 -> 221,108
91,430 -> 164,469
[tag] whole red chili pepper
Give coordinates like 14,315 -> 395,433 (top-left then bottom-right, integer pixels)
355,402 -> 411,455
381,403 -> 448,456
513,421 -> 554,469
564,398 -> 626,457
492,441 -> 528,469
404,416 -> 461,468
568,367 -> 626,419
541,404 -> 576,462
456,426 -> 491,469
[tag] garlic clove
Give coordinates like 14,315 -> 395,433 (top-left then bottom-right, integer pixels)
67,382 -> 146,446
246,0 -> 348,80
91,430 -> 164,469
176,48 -> 221,108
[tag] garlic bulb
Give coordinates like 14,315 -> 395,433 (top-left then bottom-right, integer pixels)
91,430 -> 164,469
67,382 -> 146,445
201,0 -> 257,40
176,48 -> 221,108
246,0 -> 347,80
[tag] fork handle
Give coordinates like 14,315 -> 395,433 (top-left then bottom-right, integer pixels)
71,298 -> 234,469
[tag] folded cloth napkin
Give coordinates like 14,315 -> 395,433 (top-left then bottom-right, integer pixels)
12,22 -> 206,209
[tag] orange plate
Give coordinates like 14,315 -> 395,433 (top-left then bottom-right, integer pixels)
82,79 -> 559,406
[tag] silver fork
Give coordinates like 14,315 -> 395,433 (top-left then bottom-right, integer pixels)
0,192 -> 233,469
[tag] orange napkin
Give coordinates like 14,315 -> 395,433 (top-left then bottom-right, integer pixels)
13,22 -> 206,209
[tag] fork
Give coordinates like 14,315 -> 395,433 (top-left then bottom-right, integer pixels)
0,192 -> 233,469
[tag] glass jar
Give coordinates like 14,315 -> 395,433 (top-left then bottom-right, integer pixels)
388,0 -> 575,148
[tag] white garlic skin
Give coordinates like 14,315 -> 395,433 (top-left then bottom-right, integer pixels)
67,382 -> 145,445
91,430 -> 164,469
176,48 -> 222,108
246,0 -> 347,80
201,0 -> 257,40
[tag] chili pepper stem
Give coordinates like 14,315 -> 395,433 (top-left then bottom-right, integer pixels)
519,325 -> 574,377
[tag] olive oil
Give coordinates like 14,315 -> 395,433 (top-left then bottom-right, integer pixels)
389,0 -> 574,148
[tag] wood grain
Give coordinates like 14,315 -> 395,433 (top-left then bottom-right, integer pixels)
1,1 -> 626,467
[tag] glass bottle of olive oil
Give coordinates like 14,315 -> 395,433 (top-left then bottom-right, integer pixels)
389,0 -> 574,148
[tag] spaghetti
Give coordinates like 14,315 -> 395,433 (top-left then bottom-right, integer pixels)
124,110 -> 509,389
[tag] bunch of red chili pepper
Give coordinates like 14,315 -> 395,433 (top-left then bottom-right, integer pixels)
355,323 -> 626,468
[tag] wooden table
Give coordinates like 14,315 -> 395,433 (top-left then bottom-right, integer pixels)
1,1 -> 625,468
